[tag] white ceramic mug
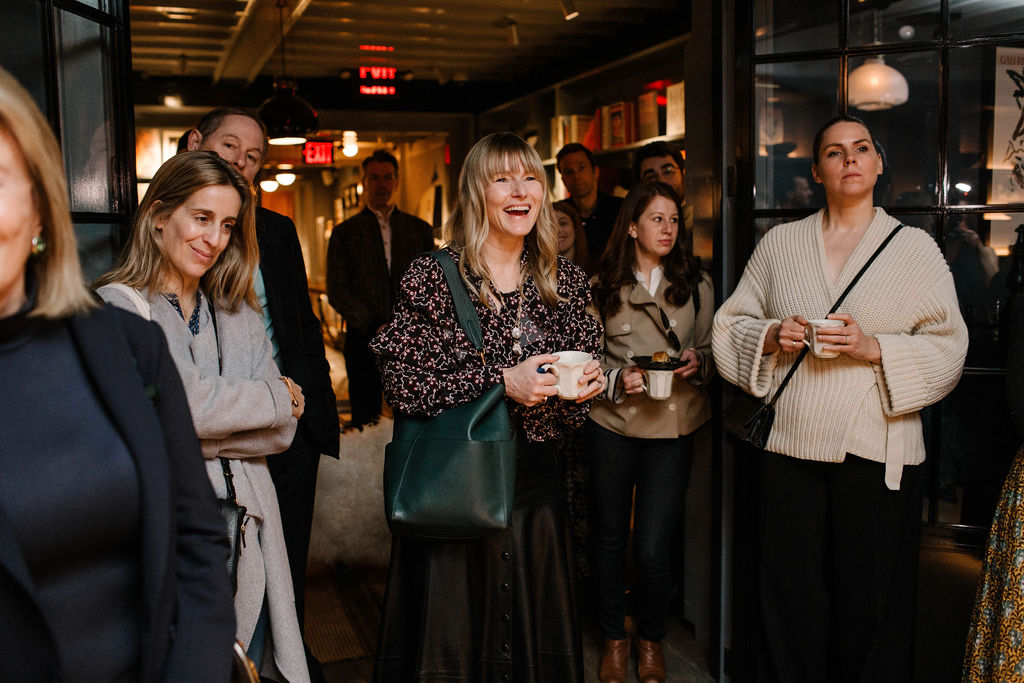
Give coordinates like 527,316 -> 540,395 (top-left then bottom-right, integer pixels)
644,369 -> 674,400
802,319 -> 844,358
547,351 -> 593,399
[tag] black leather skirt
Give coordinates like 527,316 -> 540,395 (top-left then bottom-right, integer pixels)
373,440 -> 584,682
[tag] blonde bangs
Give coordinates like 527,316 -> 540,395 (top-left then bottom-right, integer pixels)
444,132 -> 563,310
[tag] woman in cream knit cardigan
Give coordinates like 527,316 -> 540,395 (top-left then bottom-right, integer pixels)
97,152 -> 309,683
712,115 -> 967,682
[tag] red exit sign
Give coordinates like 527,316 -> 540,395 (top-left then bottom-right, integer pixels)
302,141 -> 333,165
359,64 -> 399,97
359,66 -> 397,80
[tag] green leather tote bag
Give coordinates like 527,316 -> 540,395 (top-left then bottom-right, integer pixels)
383,250 -> 517,540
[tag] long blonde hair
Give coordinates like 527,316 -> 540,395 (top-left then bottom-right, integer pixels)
95,151 -> 259,311
444,132 -> 562,309
0,67 -> 96,318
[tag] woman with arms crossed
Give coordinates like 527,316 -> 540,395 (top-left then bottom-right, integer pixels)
96,152 -> 308,682
713,115 -> 968,682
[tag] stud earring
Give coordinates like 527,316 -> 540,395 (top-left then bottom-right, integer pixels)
31,234 -> 47,255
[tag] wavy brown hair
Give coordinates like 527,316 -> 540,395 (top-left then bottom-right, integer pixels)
95,151 -> 259,311
592,181 -> 701,320
443,132 -> 561,309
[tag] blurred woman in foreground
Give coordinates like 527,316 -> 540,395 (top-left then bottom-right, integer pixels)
0,66 -> 235,680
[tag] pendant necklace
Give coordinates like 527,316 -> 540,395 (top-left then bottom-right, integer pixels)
510,274 -> 526,357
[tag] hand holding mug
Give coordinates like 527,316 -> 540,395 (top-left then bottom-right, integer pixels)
818,313 -> 881,363
620,366 -> 645,395
574,358 -> 605,403
765,314 -> 808,354
503,354 -> 559,406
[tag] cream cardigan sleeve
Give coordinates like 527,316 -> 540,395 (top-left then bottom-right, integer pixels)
711,236 -> 781,398
871,230 -> 968,416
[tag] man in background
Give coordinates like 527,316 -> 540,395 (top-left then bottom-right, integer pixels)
186,107 -> 340,680
326,150 -> 434,430
633,140 -> 693,231
556,142 -> 623,262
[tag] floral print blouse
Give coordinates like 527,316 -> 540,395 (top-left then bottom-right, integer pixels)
370,246 -> 602,442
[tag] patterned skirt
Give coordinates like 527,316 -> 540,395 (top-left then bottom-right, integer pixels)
963,444 -> 1024,681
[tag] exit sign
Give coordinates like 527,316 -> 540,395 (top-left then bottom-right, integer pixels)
303,141 -> 333,165
359,64 -> 398,97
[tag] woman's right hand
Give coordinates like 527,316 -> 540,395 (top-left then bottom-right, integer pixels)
620,366 -> 646,395
502,354 -> 559,406
763,315 -> 808,354
280,377 -> 305,418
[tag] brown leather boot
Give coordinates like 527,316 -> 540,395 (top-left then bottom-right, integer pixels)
635,636 -> 666,683
598,637 -> 630,683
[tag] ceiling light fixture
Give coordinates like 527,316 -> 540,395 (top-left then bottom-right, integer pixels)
259,0 -> 318,145
847,10 -> 909,111
560,0 -> 579,21
275,172 -> 296,186
260,179 -> 280,193
342,130 -> 359,158
163,91 -> 183,108
505,18 -> 519,47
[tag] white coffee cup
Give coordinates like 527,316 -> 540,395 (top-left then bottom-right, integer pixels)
644,369 -> 674,400
546,351 -> 593,399
802,319 -> 844,358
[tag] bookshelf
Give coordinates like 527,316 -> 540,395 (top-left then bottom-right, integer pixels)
478,35 -> 688,184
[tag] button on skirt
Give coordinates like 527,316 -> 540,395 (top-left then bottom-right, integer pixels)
373,440 -> 584,682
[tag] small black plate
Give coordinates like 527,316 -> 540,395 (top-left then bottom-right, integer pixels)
632,355 -> 687,370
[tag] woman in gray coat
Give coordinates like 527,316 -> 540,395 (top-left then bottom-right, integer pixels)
96,152 -> 310,682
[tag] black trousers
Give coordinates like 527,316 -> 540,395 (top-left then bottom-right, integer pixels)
343,329 -> 383,427
756,450 -> 922,683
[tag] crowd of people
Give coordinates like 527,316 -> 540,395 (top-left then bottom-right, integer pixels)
1,55 -> 995,682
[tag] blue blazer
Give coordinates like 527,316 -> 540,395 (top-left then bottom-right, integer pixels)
0,305 -> 236,681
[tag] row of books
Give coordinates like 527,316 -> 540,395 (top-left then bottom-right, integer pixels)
549,81 -> 685,155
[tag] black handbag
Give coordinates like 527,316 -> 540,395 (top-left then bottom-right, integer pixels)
383,250 -> 517,540
218,458 -> 246,595
206,304 -> 247,593
741,224 -> 904,449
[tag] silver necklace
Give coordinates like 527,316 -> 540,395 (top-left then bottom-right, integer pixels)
510,278 -> 525,356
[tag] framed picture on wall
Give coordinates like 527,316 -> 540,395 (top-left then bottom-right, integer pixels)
989,46 -> 1024,204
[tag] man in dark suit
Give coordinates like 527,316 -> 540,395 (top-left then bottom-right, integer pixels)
185,107 -> 340,679
326,150 -> 434,429
556,142 -> 623,261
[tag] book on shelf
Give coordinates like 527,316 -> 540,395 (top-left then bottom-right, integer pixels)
582,109 -> 601,151
666,81 -> 685,137
550,115 -> 571,154
605,101 -> 636,147
637,90 -> 661,139
551,114 -> 595,155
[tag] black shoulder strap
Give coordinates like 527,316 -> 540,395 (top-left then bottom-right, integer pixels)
432,250 -> 484,355
766,223 -> 904,408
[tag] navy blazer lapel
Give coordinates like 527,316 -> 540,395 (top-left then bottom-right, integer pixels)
66,310 -> 172,626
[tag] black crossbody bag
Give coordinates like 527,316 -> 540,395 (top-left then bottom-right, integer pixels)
743,224 -> 904,449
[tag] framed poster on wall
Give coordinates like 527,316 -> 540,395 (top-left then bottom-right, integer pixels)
989,46 -> 1024,204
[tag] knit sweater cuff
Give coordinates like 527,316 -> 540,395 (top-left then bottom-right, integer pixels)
874,334 -> 931,416
740,319 -> 779,398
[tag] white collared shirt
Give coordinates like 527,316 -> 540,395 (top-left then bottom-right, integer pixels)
371,204 -> 395,271
635,264 -> 664,297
